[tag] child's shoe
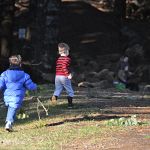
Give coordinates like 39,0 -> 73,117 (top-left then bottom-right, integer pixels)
5,121 -> 13,132
67,96 -> 73,109
50,95 -> 57,105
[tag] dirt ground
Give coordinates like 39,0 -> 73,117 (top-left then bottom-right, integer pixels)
63,125 -> 150,150
62,87 -> 150,150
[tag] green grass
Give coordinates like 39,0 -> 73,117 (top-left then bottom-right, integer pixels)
0,84 -> 150,150
0,117 -> 120,150
0,84 -> 108,150
144,135 -> 150,139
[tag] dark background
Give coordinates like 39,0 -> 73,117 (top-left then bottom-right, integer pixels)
0,0 -> 150,84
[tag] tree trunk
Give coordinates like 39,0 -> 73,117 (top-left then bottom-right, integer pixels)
32,0 -> 61,65
114,0 -> 126,22
1,37 -> 9,57
0,0 -> 15,57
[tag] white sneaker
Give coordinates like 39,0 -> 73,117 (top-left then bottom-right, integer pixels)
5,121 -> 13,132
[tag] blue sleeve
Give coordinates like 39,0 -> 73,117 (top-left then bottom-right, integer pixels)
24,73 -> 37,91
0,72 -> 6,90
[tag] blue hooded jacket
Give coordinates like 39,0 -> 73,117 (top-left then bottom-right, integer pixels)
0,66 -> 37,108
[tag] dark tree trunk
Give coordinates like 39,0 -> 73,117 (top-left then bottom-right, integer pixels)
0,0 -> 15,57
32,0 -> 61,66
114,0 -> 126,24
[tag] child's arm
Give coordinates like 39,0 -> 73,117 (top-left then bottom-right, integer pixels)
24,73 -> 37,91
0,72 -> 6,90
62,57 -> 72,79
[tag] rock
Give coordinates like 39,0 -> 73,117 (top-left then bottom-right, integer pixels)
78,80 -> 113,89
125,44 -> 144,65
97,69 -> 114,82
125,44 -> 144,57
78,82 -> 94,88
92,80 -> 113,88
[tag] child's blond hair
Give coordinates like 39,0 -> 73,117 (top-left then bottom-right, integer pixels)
58,43 -> 70,55
58,42 -> 70,51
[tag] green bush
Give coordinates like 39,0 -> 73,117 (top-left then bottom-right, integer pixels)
107,115 -> 139,126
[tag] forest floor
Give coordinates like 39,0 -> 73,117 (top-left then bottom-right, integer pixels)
0,84 -> 150,150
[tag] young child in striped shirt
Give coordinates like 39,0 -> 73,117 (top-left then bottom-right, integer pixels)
51,43 -> 74,108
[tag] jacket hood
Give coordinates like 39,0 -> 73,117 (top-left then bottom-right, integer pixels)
6,70 -> 25,82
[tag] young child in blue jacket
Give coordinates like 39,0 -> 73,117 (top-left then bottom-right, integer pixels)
0,55 -> 37,132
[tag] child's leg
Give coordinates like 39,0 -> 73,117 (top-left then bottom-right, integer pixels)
53,76 -> 63,97
6,106 -> 17,123
63,78 -> 74,97
5,106 -> 17,131
63,78 -> 74,108
51,76 -> 63,105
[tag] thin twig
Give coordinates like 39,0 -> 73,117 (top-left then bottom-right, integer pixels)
37,97 -> 49,115
36,97 -> 49,120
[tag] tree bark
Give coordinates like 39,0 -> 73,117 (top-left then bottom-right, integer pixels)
31,0 -> 61,64
0,0 -> 15,57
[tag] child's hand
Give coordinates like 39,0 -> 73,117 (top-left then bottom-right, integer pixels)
68,74 -> 72,79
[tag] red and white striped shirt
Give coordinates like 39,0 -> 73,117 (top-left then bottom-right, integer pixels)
56,56 -> 71,76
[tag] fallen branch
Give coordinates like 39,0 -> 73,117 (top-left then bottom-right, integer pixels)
36,97 -> 49,120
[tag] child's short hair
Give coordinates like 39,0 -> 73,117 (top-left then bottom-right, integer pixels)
9,55 -> 22,66
58,42 -> 70,51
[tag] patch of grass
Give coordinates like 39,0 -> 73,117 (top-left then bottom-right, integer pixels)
0,83 -> 107,150
0,119 -> 113,150
144,135 -> 150,139
106,115 -> 140,126
1,84 -> 150,150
